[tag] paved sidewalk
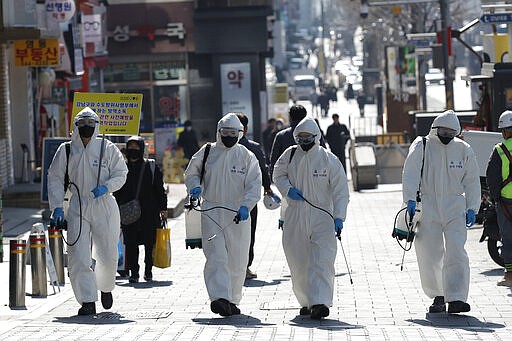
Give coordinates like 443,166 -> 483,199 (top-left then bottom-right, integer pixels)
1,183 -> 511,340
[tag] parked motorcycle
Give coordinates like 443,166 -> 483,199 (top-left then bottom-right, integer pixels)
478,186 -> 504,267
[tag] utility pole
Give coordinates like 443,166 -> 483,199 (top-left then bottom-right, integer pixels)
439,0 -> 454,109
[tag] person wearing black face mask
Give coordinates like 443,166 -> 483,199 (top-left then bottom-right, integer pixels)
184,113 -> 262,317
114,136 -> 167,284
402,109 -> 480,315
47,107 -> 128,316
272,117 -> 349,320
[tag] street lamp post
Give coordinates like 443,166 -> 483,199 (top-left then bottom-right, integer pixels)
439,0 -> 454,109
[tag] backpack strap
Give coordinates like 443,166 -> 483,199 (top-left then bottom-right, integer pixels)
200,143 -> 211,185
416,137 -> 427,202
64,142 -> 71,191
289,146 -> 297,163
499,143 -> 512,189
147,158 -> 156,184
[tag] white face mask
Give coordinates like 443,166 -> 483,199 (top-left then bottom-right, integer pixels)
186,126 -> 192,132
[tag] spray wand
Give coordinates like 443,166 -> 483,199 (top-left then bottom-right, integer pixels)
297,193 -> 353,285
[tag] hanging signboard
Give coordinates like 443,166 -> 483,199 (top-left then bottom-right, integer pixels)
220,62 -> 253,134
71,92 -> 143,135
46,0 -> 76,23
14,39 -> 60,67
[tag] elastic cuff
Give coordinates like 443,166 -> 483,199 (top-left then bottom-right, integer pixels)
505,263 -> 512,272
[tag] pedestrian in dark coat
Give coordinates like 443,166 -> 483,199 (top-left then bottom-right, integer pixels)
114,136 -> 168,283
326,114 -> 351,171
177,120 -> 200,160
236,113 -> 275,280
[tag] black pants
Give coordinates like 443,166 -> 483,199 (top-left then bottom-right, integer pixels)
124,235 -> 154,275
248,204 -> 258,268
333,150 -> 347,172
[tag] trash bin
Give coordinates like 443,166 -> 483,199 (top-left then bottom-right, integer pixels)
350,143 -> 378,191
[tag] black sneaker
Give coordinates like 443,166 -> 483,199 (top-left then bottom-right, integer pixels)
144,271 -> 153,281
129,272 -> 139,283
210,298 -> 232,317
101,291 -> 113,310
229,303 -> 241,315
310,304 -> 329,320
78,302 -> 96,316
428,296 -> 446,313
447,301 -> 470,314
299,307 -> 311,315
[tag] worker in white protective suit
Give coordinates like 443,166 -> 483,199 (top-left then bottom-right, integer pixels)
184,113 -> 262,317
47,107 -> 128,316
273,117 -> 349,320
402,109 -> 480,314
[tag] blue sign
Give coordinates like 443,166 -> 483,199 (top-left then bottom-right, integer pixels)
481,13 -> 512,24
407,39 -> 431,48
41,138 -> 70,203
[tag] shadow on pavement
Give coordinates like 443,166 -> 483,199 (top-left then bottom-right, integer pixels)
289,316 -> 364,329
193,315 -> 276,327
244,278 -> 285,287
53,312 -> 135,325
480,268 -> 503,277
116,280 -> 173,288
407,314 -> 505,332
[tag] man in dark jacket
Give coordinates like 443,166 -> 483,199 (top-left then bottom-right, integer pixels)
262,118 -> 276,164
486,110 -> 512,287
269,104 -> 325,176
236,113 -> 276,279
326,113 -> 351,171
114,136 -> 168,283
177,120 -> 200,160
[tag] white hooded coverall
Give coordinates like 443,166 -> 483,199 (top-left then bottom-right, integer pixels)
48,108 -> 128,304
273,118 -> 349,308
184,113 -> 262,304
402,110 -> 480,303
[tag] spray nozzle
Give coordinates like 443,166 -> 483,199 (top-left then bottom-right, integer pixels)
185,197 -> 200,210
50,219 -> 68,231
233,214 -> 241,224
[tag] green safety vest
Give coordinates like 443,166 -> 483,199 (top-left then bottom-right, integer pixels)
498,138 -> 512,199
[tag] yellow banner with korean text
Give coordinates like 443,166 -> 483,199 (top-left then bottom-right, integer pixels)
71,92 -> 143,136
14,39 -> 60,67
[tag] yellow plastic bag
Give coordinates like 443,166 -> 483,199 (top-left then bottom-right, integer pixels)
153,220 -> 171,268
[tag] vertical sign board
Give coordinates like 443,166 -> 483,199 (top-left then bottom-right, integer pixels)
41,138 -> 70,203
220,63 -> 253,135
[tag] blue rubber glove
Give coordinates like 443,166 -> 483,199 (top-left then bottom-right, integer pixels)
406,200 -> 416,218
334,218 -> 343,234
52,207 -> 64,223
287,187 -> 304,201
91,185 -> 108,198
190,186 -> 201,200
466,209 -> 476,228
237,206 -> 249,221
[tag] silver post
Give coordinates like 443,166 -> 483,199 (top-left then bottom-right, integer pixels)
9,239 -> 27,309
29,233 -> 47,298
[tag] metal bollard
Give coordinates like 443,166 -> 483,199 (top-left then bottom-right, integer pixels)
48,228 -> 65,285
29,233 -> 47,298
9,239 -> 27,309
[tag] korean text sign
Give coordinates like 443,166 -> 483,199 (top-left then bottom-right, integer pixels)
71,92 -> 143,135
14,39 -> 60,67
220,62 -> 253,134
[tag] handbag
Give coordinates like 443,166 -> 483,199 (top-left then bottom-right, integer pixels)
153,219 -> 172,268
119,162 -> 145,225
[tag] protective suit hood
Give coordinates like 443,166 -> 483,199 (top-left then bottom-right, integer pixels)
293,117 -> 321,146
72,107 -> 100,142
216,113 -> 243,147
429,110 -> 460,137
